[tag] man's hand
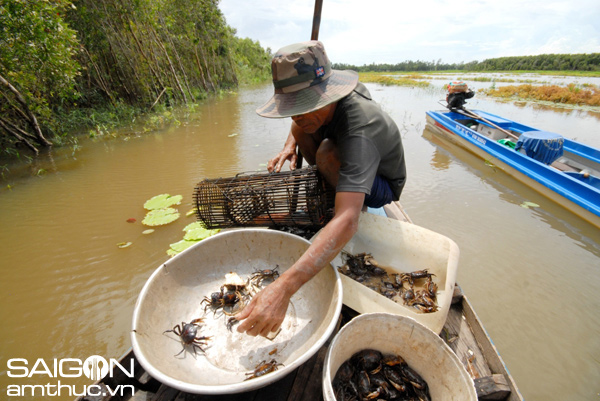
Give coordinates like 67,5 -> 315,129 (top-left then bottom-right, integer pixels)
267,146 -> 298,173
268,128 -> 299,173
235,278 -> 292,337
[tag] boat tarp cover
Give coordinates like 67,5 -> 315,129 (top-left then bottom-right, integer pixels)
515,131 -> 564,165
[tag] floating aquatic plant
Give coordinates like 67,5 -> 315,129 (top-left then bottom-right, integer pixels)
520,201 -> 540,209
484,160 -> 497,169
142,207 -> 180,226
167,239 -> 201,257
184,226 -> 219,241
143,194 -> 183,210
166,222 -> 219,256
183,221 -> 205,232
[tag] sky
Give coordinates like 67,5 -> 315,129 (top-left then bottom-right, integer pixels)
219,0 -> 600,66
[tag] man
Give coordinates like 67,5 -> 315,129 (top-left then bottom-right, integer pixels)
235,41 -> 406,337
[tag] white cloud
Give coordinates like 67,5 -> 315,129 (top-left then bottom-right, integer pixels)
220,0 -> 600,64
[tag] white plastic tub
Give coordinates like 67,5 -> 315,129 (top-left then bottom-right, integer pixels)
323,313 -> 477,401
330,212 -> 459,334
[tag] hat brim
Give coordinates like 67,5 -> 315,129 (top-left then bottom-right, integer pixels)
256,70 -> 359,118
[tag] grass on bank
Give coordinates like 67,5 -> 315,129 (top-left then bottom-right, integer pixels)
364,70 -> 600,78
355,70 -> 600,107
481,83 -> 600,107
358,72 -> 431,87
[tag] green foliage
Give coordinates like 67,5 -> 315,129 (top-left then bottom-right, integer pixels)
0,0 -> 80,101
66,0 -> 243,107
0,0 -> 271,160
472,54 -> 600,72
0,0 -> 80,155
231,36 -> 272,84
334,54 -> 600,73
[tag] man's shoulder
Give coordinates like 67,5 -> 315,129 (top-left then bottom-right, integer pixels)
338,82 -> 386,124
352,82 -> 372,100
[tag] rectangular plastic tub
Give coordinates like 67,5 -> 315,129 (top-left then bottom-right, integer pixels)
330,212 -> 460,334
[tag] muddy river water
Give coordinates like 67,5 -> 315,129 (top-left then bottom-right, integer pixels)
1,75 -> 599,400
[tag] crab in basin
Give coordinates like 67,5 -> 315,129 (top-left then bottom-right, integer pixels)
163,318 -> 212,357
244,359 -> 284,380
250,265 -> 280,287
201,291 -> 224,314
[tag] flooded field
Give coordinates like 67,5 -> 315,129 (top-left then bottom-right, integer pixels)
406,71 -> 600,88
1,74 -> 599,401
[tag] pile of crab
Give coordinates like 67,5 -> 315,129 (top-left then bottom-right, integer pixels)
338,252 -> 439,313
332,349 -> 431,401
162,266 -> 284,379
199,268 -> 280,331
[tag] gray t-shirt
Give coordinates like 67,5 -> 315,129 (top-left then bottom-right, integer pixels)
320,83 -> 406,200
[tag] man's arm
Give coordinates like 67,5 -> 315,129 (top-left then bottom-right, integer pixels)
235,191 -> 365,337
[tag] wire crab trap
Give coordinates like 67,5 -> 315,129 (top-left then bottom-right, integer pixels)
193,166 -> 335,229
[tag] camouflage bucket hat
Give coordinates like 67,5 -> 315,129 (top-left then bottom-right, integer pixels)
256,41 -> 359,118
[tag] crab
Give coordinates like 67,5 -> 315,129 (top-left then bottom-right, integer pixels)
250,265 -> 280,287
163,318 -> 211,356
244,359 -> 284,380
201,291 -> 224,313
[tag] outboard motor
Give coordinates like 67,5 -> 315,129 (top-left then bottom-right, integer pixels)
446,81 -> 474,109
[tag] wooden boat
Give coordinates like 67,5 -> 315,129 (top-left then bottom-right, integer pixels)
425,108 -> 600,228
76,201 -> 523,401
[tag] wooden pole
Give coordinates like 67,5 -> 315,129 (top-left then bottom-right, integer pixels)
297,0 -> 324,170
311,0 -> 323,40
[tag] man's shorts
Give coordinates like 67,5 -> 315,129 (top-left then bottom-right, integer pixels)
364,175 -> 394,208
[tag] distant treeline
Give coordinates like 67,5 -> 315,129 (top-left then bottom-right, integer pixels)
334,53 -> 600,72
0,0 -> 271,157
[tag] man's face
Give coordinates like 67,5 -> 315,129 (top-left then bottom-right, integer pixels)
291,105 -> 332,134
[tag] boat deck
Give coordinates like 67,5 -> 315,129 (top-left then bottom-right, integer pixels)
81,297 -> 519,401
78,202 -> 522,401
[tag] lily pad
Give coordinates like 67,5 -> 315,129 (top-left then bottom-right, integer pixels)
184,227 -> 219,241
144,194 -> 183,210
183,221 -> 205,232
169,239 -> 199,253
142,208 -> 180,226
117,241 -> 132,248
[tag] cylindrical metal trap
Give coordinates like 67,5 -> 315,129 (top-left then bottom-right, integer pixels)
193,166 -> 335,229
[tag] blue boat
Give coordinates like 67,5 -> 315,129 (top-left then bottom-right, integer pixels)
425,108 -> 600,228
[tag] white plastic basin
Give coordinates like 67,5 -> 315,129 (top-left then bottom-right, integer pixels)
323,313 -> 477,401
131,229 -> 342,394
